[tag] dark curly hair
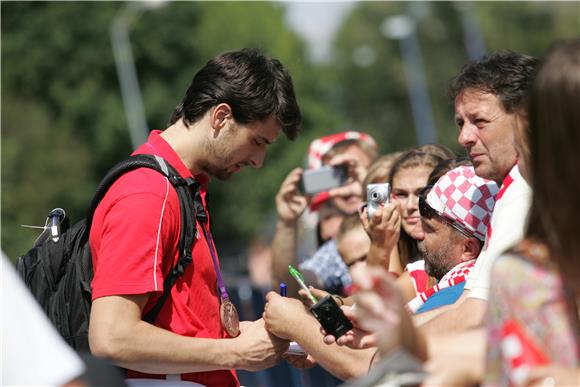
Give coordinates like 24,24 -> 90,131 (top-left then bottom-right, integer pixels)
169,48 -> 301,140
449,51 -> 539,113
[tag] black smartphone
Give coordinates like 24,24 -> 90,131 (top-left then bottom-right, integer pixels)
300,165 -> 348,195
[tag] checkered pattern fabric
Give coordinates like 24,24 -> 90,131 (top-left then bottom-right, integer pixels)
426,166 -> 499,241
307,131 -> 377,169
440,259 -> 476,283
406,259 -> 475,314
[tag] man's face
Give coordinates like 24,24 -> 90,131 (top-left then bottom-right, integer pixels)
201,116 -> 281,180
455,88 -> 519,183
327,144 -> 374,215
417,216 -> 463,281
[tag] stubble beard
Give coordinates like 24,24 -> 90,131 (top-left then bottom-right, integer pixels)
201,129 -> 235,180
418,241 -> 455,282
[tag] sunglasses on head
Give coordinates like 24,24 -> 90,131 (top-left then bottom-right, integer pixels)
418,187 -> 475,239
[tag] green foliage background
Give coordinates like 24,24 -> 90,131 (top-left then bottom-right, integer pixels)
2,1 -> 578,269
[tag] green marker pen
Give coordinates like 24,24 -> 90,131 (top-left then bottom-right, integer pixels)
288,265 -> 318,304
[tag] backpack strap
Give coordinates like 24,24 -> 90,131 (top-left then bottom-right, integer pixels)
142,157 -> 200,324
85,154 -> 200,324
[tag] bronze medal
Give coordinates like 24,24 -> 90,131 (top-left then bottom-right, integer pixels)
220,299 -> 240,337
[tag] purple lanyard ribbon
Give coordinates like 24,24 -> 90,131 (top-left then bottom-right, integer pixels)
199,222 -> 230,301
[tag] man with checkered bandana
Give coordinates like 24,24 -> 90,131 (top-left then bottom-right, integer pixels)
408,166 -> 498,314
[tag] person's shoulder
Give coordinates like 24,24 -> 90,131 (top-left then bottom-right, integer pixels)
107,167 -> 180,201
492,182 -> 531,219
500,166 -> 532,200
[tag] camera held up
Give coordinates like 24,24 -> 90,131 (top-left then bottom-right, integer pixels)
367,183 -> 390,220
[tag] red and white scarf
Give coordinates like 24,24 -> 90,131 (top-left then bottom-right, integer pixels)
406,259 -> 476,314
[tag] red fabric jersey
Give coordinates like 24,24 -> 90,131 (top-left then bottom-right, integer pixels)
90,130 -> 239,386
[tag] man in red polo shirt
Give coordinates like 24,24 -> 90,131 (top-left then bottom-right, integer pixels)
88,48 -> 301,386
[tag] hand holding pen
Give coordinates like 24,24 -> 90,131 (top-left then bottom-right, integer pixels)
288,265 -> 318,305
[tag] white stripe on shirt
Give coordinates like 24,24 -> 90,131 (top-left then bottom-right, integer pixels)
153,177 -> 170,291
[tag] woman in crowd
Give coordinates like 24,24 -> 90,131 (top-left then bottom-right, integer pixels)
364,149 -> 445,274
485,39 -> 580,386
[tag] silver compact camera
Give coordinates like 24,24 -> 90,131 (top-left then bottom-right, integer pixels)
367,183 -> 390,219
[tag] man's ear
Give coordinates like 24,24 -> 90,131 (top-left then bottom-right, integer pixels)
210,103 -> 233,132
461,237 -> 481,262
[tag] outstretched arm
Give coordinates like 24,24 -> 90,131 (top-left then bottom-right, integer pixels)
271,168 -> 308,297
417,294 -> 488,334
318,266 -> 428,362
90,294 -> 288,373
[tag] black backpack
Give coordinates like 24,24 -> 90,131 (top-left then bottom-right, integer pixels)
16,154 -> 203,351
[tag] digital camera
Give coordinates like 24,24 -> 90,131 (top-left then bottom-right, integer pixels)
310,295 -> 353,339
367,183 -> 390,219
300,165 -> 348,196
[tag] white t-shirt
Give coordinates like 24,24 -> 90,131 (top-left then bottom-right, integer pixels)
465,165 -> 532,300
1,252 -> 85,386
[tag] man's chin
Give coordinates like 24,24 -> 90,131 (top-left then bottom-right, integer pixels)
213,170 -> 234,180
202,166 -> 234,181
473,163 -> 491,179
473,163 -> 503,182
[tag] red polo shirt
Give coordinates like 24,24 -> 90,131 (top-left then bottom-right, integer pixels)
90,130 -> 239,386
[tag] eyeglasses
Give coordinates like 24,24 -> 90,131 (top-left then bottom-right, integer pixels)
418,188 -> 475,239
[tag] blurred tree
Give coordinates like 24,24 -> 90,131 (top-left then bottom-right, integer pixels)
1,98 -> 92,259
1,2 -> 130,172
329,2 -> 466,156
475,1 -> 580,55
329,1 -> 579,157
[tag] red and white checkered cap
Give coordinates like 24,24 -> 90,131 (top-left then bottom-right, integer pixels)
426,166 -> 499,241
307,131 -> 377,170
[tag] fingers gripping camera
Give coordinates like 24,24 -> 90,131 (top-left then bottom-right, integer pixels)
310,295 -> 353,339
367,183 -> 390,219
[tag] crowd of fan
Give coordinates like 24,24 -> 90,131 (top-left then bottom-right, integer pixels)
4,40 -> 579,387
265,40 -> 580,386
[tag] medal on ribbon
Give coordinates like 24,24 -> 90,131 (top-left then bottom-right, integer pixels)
201,222 -> 240,337
219,298 -> 240,337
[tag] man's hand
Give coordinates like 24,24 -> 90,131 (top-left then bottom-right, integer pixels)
321,305 -> 379,349
234,318 -> 289,371
350,265 -> 406,354
275,168 -> 308,224
263,292 -> 310,340
297,287 -> 335,307
326,154 -> 366,200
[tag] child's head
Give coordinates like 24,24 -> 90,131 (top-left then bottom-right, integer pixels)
336,214 -> 370,274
